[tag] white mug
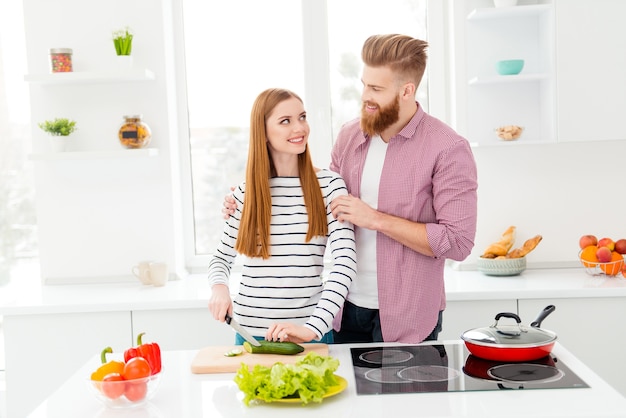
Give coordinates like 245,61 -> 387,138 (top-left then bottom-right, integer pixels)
132,261 -> 152,285
149,262 -> 168,287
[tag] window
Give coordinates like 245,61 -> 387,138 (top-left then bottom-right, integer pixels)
180,0 -> 432,271
0,0 -> 38,284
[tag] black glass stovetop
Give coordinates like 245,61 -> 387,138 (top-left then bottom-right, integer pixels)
350,342 -> 589,395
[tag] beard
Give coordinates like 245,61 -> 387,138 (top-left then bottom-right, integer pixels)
360,96 -> 400,137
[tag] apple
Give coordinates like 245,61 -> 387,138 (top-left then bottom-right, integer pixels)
596,246 -> 613,263
614,239 -> 626,255
579,234 -> 598,249
597,237 -> 615,251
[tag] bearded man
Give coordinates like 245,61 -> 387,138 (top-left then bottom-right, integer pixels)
329,34 -> 478,344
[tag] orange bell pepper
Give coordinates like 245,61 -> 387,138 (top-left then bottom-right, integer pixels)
90,347 -> 125,381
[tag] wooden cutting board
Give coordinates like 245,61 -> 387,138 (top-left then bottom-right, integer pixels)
190,343 -> 329,374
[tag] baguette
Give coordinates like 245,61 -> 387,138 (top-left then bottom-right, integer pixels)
482,226 -> 516,258
505,235 -> 542,259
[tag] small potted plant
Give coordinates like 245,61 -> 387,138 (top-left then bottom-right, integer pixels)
112,27 -> 133,56
38,118 -> 77,152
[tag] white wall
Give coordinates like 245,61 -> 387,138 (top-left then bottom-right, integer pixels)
24,0 -> 185,283
466,139 -> 626,268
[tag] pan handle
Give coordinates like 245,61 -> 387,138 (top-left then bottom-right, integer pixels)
530,305 -> 556,328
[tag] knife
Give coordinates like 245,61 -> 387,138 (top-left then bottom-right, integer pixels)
225,314 -> 261,346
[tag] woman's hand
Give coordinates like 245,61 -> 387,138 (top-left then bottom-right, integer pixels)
221,186 -> 237,219
266,323 -> 317,343
208,284 -> 232,322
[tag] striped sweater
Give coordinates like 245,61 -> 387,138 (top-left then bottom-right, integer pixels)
208,169 -> 357,339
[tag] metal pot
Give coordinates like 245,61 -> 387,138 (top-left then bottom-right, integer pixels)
460,305 -> 557,362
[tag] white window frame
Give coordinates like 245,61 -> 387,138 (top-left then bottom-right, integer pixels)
173,0 -> 451,273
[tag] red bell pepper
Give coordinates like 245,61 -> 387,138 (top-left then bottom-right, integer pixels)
124,332 -> 162,375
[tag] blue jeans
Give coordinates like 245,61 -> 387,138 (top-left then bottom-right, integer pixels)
332,300 -> 443,343
234,331 -> 334,345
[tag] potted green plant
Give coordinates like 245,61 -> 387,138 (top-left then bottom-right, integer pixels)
38,118 -> 77,136
38,118 -> 77,152
112,28 -> 133,56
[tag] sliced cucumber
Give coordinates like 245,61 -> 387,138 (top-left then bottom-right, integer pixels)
243,340 -> 305,355
224,348 -> 243,357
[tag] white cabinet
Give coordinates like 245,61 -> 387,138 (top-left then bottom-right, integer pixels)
518,298 -> 626,397
3,311 -> 130,418
555,0 -> 626,142
465,4 -> 555,146
439,299 -> 517,340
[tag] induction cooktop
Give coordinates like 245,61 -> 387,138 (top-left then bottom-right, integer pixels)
350,342 -> 589,395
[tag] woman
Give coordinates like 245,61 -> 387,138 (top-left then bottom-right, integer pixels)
208,88 -> 356,344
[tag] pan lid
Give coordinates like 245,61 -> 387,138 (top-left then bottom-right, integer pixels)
461,312 -> 557,347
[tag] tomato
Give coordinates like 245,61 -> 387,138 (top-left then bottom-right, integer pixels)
122,357 -> 151,380
101,373 -> 125,399
124,381 -> 148,402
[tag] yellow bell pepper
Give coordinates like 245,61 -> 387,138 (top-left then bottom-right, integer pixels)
90,347 -> 125,381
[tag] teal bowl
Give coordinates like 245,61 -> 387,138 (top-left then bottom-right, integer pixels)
496,59 -> 524,75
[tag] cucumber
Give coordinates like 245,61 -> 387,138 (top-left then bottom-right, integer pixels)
243,340 -> 305,355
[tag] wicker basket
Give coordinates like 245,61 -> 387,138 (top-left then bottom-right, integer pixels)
476,256 -> 526,276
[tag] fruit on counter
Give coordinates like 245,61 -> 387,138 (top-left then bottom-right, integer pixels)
122,357 -> 151,380
124,381 -> 149,402
614,239 -> 626,255
243,340 -> 305,355
101,373 -> 125,399
90,347 -> 125,381
600,251 -> 625,276
124,332 -> 162,375
597,237 -> 615,251
596,246 -> 613,263
234,352 -> 340,405
580,245 -> 599,267
579,234 -> 598,250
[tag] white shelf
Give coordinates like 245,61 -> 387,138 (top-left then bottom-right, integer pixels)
24,68 -> 155,84
468,73 -> 550,85
467,4 -> 551,20
29,148 -> 159,161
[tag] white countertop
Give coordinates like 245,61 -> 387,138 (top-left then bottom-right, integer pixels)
2,267 -> 626,316
28,341 -> 626,418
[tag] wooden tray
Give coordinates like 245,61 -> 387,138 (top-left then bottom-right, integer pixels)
190,343 -> 329,374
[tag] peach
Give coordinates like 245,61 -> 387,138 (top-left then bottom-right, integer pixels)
596,246 -> 613,263
579,234 -> 598,249
597,237 -> 615,251
614,239 -> 626,255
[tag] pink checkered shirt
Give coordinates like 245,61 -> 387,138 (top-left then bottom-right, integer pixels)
330,103 -> 478,343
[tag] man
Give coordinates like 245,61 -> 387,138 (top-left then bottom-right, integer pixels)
328,34 -> 477,344
223,34 -> 477,344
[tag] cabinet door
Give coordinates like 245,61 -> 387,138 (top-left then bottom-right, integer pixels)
439,299 -> 517,341
519,298 -> 626,397
131,308 -> 233,351
556,0 -> 626,141
3,311 -> 130,418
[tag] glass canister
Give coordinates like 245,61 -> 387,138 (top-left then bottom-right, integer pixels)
118,115 -> 152,149
49,48 -> 73,73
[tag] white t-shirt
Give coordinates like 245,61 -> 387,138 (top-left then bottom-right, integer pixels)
347,135 -> 387,309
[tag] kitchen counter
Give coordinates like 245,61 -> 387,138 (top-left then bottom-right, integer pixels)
3,267 -> 626,316
5,267 -> 626,417
28,341 -> 626,418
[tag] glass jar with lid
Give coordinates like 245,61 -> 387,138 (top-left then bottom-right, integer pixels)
118,115 -> 152,149
49,48 -> 73,73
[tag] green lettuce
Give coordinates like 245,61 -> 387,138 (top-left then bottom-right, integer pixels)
234,352 -> 340,405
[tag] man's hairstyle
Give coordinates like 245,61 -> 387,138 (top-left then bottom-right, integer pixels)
362,34 -> 428,87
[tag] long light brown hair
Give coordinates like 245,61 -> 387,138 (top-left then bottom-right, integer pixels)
362,34 -> 428,87
235,88 -> 328,259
